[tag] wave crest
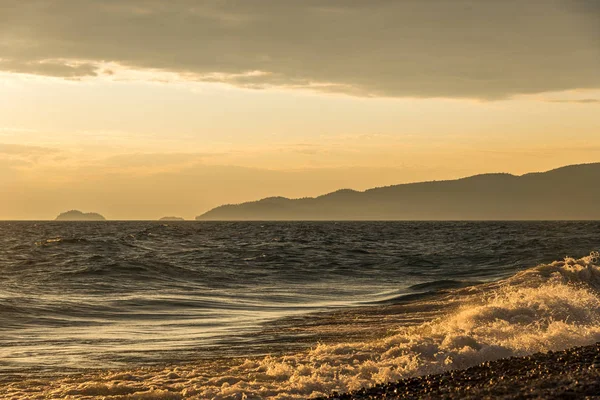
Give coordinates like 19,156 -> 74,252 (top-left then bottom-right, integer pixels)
5,253 -> 600,400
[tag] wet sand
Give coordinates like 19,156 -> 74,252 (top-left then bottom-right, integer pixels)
317,342 -> 600,399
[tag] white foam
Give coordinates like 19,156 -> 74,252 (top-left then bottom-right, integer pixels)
3,254 -> 600,399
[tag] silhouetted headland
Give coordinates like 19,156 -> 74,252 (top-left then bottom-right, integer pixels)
55,210 -> 106,221
197,163 -> 600,220
159,216 -> 185,221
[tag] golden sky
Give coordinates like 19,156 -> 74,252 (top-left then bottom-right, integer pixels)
1,1 -> 599,220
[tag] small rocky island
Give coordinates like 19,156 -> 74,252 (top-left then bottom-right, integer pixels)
55,210 -> 106,221
159,216 -> 185,221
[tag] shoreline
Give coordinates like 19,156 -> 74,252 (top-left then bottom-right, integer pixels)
4,342 -> 600,399
317,342 -> 600,399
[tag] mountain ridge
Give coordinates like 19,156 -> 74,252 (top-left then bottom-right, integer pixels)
196,163 -> 600,221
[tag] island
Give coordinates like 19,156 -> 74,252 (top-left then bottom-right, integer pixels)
159,216 -> 185,221
55,210 -> 106,221
196,162 -> 600,221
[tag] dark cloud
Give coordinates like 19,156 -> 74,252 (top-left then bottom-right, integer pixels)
0,59 -> 97,78
1,0 -> 598,99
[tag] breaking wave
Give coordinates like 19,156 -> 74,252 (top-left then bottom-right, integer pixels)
4,253 -> 600,399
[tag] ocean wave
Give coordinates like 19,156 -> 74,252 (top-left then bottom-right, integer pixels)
5,252 -> 600,399
35,237 -> 91,246
407,279 -> 483,291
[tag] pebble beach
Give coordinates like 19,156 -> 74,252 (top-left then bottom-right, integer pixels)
318,343 -> 600,399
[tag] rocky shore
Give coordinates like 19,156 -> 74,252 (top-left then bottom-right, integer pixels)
317,343 -> 600,399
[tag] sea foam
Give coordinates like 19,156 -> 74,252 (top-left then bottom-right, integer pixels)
3,254 -> 600,399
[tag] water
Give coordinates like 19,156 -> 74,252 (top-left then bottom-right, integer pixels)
1,221 -> 600,398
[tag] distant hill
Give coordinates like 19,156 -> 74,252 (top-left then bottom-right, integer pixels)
55,210 -> 106,221
159,216 -> 185,221
196,163 -> 600,221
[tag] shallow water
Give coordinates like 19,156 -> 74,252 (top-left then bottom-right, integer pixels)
1,221 -> 599,398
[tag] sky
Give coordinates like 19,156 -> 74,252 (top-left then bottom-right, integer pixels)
1,0 -> 599,220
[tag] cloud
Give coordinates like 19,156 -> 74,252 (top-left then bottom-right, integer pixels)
72,152 -> 228,176
0,58 -> 98,78
101,152 -> 208,169
0,144 -> 66,177
546,99 -> 600,104
0,143 -> 60,156
0,158 -> 32,169
1,0 -> 598,99
0,145 -> 52,182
